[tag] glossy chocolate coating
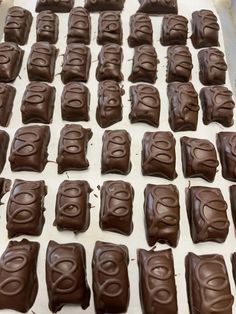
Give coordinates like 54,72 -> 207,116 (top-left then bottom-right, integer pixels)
198,48 -> 227,85
67,7 -> 91,45
101,129 -> 131,175
36,0 -> 74,12
180,136 -> 218,182
9,125 -> 50,172
61,43 -> 91,84
129,45 -> 158,83
57,124 -> 92,174
46,240 -> 90,313
27,42 -> 58,82
0,42 -> 24,83
0,239 -> 39,313
6,179 -> 47,238
97,12 -> 122,45
61,82 -> 90,121
21,82 -> 55,124
100,180 -> 134,235
138,248 -> 178,314
0,130 -> 9,174
137,0 -> 178,14
84,0 -> 125,12
129,84 -> 160,127
200,86 -> 235,127
144,184 -> 180,247
4,6 -> 32,45
36,10 -> 59,44
167,82 -> 199,132
230,185 -> 236,228
160,14 -> 188,46
96,80 -> 124,128
186,186 -> 229,243
0,178 -> 11,203
0,83 -> 16,127
142,131 -> 177,180
128,13 -> 152,47
185,252 -> 233,314
191,10 -> 219,49
92,241 -> 130,314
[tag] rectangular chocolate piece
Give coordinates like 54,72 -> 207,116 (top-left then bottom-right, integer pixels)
4,6 -> 32,45
9,125 -> 50,172
230,185 -> 236,229
61,44 -> 91,84
0,83 -> 16,127
138,248 -> 178,314
46,240 -> 90,313
167,82 -> 199,132
6,179 -> 47,238
56,124 -> 92,174
85,0 -> 125,12
0,130 -> 9,174
101,129 -> 131,175
185,252 -> 233,314
97,12 -> 122,45
142,131 -> 177,180
92,241 -> 129,313
54,180 -> 92,232
36,10 -> 59,44
128,13 -> 153,47
137,0 -> 178,14
36,0 -> 74,12
0,239 -> 39,312
21,82 -> 55,124
100,180 -> 134,235
160,14 -> 188,46
144,184 -> 180,247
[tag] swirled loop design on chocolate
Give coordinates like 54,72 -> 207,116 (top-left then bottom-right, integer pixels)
207,50 -> 227,73
135,47 -> 156,72
62,129 -> 84,154
102,12 -> 119,32
178,84 -> 199,117
107,133 -> 127,159
24,84 -> 47,104
149,135 -> 174,165
212,87 -> 235,113
70,9 -> 89,31
198,10 -> 219,35
58,185 -> 82,217
138,86 -> 159,109
67,47 -> 87,66
190,140 -> 218,169
13,130 -> 40,156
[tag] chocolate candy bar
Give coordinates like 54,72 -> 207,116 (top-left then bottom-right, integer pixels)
230,185 -> 236,228
100,180 -> 134,235
67,7 -> 91,45
0,83 -> 16,127
167,82 -> 199,132
191,10 -> 219,49
142,131 -> 177,180
0,130 -> 9,174
129,84 -> 160,127
101,129 -> 131,175
57,124 -> 92,174
186,186 -> 229,243
36,10 -> 59,44
138,248 -> 178,314
97,12 -> 122,45
36,0 -> 74,12
6,179 -> 47,238
137,0 -> 178,14
46,240 -> 90,312
4,6 -> 32,45
21,82 -> 55,124
0,178 -> 11,203
128,13 -> 152,47
61,82 -> 90,121
96,80 -> 124,128
0,239 -> 39,312
92,241 -> 129,313
144,184 -> 180,247
54,180 -> 92,232
160,14 -> 188,46
9,125 -> 50,172
180,136 -> 219,182
198,48 -> 227,85
61,43 -> 91,84
84,0 -> 125,12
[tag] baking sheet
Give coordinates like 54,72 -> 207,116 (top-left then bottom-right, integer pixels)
0,0 -> 236,313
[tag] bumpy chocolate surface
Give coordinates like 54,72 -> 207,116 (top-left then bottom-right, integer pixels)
160,14 -> 188,46
0,178 -> 11,203
9,125 -> 50,172
180,136 -> 219,182
21,82 -> 55,124
144,184 -> 180,247
142,131 -> 177,180
185,252 -> 233,314
4,6 -> 32,45
101,129 -> 131,175
138,248 -> 178,314
36,10 -> 59,44
98,12 -> 122,45
6,179 -> 47,238
84,0 -> 125,12
186,186 -> 229,243
230,185 -> 236,229
200,86 -> 235,127
128,13 -> 153,47
137,0 -> 178,14
96,80 -> 124,128
167,82 -> 199,132
129,45 -> 158,83
100,180 -> 134,235
27,42 -> 57,82
92,241 -> 130,314
0,239 -> 39,312
57,124 -> 92,174
0,131 -> 9,174
191,10 -> 219,49
46,240 -> 90,313
36,0 -> 74,12
0,83 -> 16,127
198,48 -> 227,85
61,43 -> 91,84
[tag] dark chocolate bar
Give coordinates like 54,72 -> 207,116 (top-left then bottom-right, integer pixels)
0,130 -> 9,174
84,0 -> 125,12
97,12 -> 122,45
36,0 -> 74,12
36,10 -> 59,44
128,13 -> 152,47
230,185 -> 236,229
137,0 -> 178,14
160,14 -> 188,46
0,83 -> 16,127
